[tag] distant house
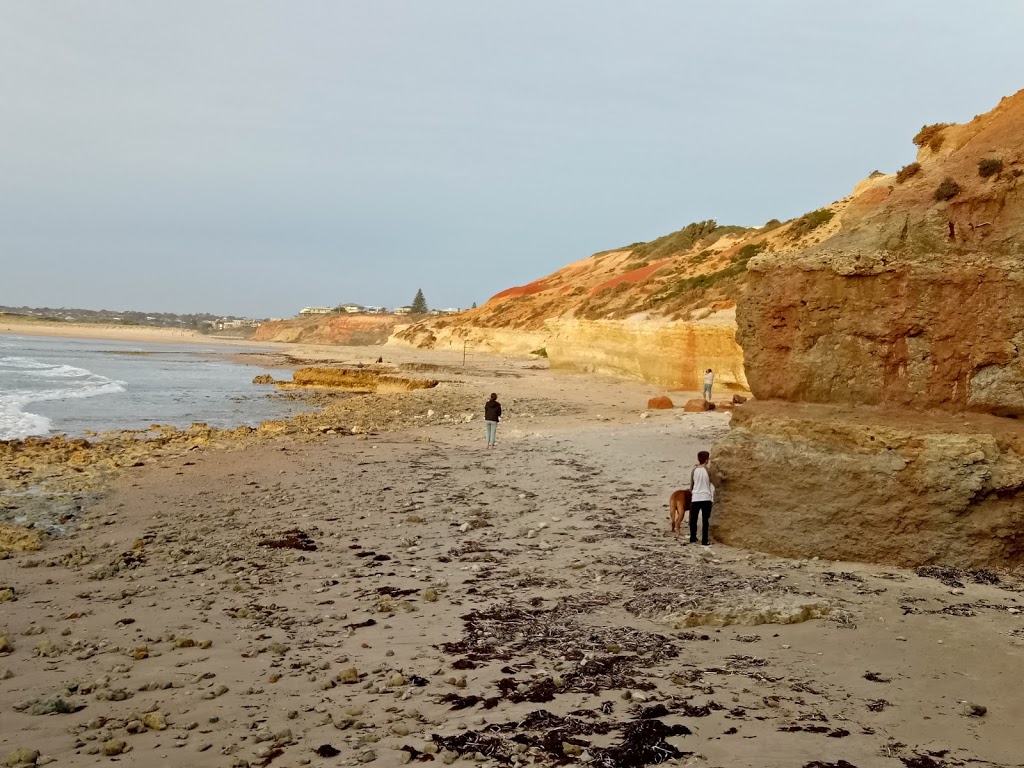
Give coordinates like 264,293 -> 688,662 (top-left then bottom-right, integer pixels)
337,304 -> 364,314
393,306 -> 413,316
364,306 -> 387,314
213,318 -> 258,330
299,306 -> 333,316
430,308 -> 462,316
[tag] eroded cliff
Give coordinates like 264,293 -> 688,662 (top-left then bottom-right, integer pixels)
254,314 -> 400,345
393,190 -> 864,389
715,89 -> 1024,567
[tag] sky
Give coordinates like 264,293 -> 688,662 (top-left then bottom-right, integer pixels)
1,2 -> 1022,318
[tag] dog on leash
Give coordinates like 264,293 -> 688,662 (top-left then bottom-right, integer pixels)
669,489 -> 691,534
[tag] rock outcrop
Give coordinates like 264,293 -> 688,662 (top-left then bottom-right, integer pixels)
276,367 -> 438,393
254,314 -> 400,345
715,89 -> 1024,568
715,402 -> 1024,568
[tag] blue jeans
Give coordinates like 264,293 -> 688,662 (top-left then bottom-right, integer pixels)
485,420 -> 498,445
703,385 -> 712,400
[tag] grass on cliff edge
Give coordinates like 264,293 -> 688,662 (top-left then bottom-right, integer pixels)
618,220 -> 750,263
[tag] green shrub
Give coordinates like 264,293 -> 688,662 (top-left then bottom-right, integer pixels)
895,162 -> 921,184
626,220 -> 750,262
978,158 -> 1003,178
762,218 -> 782,232
913,123 -> 951,152
689,249 -> 712,265
531,347 -> 548,358
734,241 -> 766,263
934,177 -> 960,201
788,208 -> 835,240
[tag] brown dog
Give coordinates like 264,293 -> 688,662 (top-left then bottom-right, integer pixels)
669,489 -> 691,534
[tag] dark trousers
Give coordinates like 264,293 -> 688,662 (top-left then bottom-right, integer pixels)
689,500 -> 713,544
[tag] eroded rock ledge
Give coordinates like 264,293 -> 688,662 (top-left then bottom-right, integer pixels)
713,401 -> 1024,569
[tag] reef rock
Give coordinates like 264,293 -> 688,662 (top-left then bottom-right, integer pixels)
647,396 -> 674,410
276,368 -> 438,393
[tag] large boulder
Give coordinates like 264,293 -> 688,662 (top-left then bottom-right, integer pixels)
683,399 -> 715,412
647,396 -> 674,410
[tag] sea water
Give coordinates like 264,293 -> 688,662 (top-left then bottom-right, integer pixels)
0,335 -> 304,440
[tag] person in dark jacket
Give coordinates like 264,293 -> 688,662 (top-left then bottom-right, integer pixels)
484,393 -> 502,448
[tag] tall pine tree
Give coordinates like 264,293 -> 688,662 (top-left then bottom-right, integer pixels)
410,289 -> 428,314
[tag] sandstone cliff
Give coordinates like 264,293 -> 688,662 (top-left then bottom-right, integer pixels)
393,192 -> 865,389
715,89 -> 1024,568
253,314 -> 400,345
739,91 -> 1024,414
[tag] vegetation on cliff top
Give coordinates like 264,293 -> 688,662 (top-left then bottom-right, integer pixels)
913,123 -> 951,152
896,162 -> 921,184
787,208 -> 835,240
624,220 -> 749,262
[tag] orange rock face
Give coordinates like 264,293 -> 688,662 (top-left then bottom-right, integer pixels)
716,89 -> 1024,567
647,396 -> 673,410
739,88 -> 1024,416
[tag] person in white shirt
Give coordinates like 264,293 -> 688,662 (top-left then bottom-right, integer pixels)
688,450 -> 719,545
702,369 -> 714,402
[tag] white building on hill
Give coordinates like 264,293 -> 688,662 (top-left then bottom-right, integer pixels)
299,306 -> 332,316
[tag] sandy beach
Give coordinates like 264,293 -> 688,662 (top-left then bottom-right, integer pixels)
1,347 -> 1022,768
0,319 -> 259,346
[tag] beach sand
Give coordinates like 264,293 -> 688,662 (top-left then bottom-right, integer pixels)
1,347 -> 1021,768
0,319 -> 255,346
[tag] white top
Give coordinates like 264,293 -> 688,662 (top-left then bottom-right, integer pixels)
704,371 -> 714,387
691,465 -> 715,502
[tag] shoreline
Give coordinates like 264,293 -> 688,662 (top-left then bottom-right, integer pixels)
0,319 -> 263,346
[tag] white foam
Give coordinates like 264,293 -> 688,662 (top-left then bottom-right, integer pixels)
0,355 -> 126,440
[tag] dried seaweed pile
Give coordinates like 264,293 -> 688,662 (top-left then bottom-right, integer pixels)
620,550 -> 784,594
914,565 -> 1001,588
619,551 -> 791,620
430,707 -> 693,768
440,595 -> 677,664
257,528 -> 317,551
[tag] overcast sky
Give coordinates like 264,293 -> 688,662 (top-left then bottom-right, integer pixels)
1,2 -> 1022,317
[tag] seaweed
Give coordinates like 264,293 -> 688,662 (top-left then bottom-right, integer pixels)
258,529 -> 317,551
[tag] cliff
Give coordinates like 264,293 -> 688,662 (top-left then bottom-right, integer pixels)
739,90 -> 1024,414
393,190 -> 868,389
253,314 -> 401,345
714,89 -> 1024,568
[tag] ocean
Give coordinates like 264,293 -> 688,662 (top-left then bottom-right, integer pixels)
0,334 -> 303,440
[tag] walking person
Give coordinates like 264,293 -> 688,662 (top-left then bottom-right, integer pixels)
702,369 -> 714,402
689,450 -> 719,546
484,392 -> 502,448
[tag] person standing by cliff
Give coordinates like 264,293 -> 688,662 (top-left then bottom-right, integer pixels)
689,450 -> 719,546
484,393 -> 502,448
702,369 -> 714,402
